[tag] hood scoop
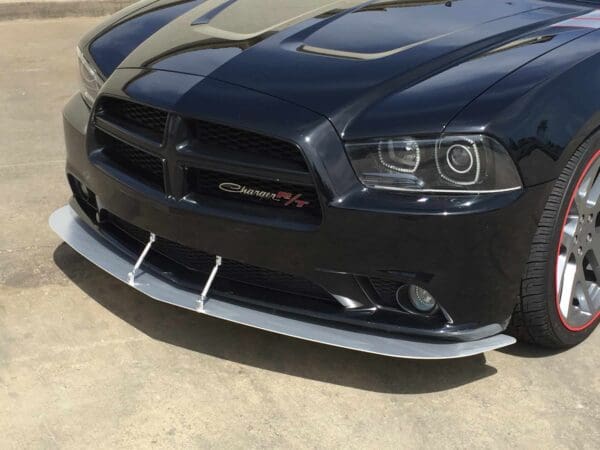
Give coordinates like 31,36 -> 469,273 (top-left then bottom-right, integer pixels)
298,31 -> 458,61
291,0 -> 540,61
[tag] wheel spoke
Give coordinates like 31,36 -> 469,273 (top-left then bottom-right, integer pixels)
576,175 -> 592,209
557,217 -> 578,286
591,237 -> 600,256
582,283 -> 598,314
589,284 -> 600,313
567,271 -> 600,327
559,259 -> 578,318
578,158 -> 600,209
586,248 -> 600,285
561,216 -> 578,253
570,282 -> 593,327
585,175 -> 600,210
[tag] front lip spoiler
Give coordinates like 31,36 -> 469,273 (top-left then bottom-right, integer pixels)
49,205 -> 516,359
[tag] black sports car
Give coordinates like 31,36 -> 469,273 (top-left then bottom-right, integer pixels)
51,0 -> 600,358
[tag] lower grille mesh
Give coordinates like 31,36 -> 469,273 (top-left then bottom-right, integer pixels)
370,277 -> 404,308
106,213 -> 333,301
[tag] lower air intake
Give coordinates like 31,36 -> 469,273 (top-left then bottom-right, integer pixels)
104,213 -> 334,302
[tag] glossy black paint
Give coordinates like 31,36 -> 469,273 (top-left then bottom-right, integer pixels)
81,0 -> 600,185
62,0 -> 600,338
90,0 -> 206,76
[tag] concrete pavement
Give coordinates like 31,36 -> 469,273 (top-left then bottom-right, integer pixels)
0,0 -> 134,20
0,17 -> 599,450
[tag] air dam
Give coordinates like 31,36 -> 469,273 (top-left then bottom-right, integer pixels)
49,205 -> 516,359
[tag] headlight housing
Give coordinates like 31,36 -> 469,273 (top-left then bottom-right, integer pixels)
345,135 -> 522,194
77,47 -> 104,106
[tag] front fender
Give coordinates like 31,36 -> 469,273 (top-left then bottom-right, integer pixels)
448,29 -> 600,187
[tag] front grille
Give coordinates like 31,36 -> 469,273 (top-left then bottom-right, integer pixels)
92,96 -> 322,228
189,119 -> 308,172
97,97 -> 168,139
105,213 -> 333,301
100,133 -> 165,191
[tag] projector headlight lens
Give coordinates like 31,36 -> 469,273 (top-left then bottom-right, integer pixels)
77,47 -> 104,106
446,143 -> 475,175
346,135 -> 522,194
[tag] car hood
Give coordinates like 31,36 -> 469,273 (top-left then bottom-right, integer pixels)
89,0 -> 594,137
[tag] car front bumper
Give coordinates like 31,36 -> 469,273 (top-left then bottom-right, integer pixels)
50,204 -> 516,359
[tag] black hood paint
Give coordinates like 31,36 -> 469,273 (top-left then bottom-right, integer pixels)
88,0 -> 594,137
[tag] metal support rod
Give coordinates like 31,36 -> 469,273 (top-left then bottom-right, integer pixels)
197,256 -> 222,311
127,232 -> 156,286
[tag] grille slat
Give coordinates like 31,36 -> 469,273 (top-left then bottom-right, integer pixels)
107,214 -> 333,301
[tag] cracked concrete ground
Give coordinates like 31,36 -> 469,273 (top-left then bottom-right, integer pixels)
0,17 -> 599,450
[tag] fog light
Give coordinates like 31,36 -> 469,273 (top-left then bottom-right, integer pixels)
408,285 -> 437,313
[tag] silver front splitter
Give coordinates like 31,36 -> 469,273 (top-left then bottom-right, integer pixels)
49,205 -> 516,359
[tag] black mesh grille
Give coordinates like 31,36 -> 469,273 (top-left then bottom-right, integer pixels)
98,97 -> 168,138
186,168 -> 321,219
102,136 -> 165,191
91,97 -> 321,228
106,213 -> 332,301
190,120 -> 308,172
370,277 -> 404,307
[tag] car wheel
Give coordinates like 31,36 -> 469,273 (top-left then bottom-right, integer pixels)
511,134 -> 600,347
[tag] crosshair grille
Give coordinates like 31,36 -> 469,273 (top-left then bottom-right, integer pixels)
92,96 -> 322,228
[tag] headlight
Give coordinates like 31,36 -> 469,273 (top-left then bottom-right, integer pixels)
77,47 -> 104,106
345,135 -> 522,194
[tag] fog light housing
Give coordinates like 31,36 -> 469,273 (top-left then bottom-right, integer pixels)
407,285 -> 437,313
68,175 -> 98,213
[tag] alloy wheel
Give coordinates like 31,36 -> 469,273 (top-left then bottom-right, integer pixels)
556,153 -> 600,330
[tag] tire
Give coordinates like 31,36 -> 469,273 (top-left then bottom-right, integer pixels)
510,133 -> 600,348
